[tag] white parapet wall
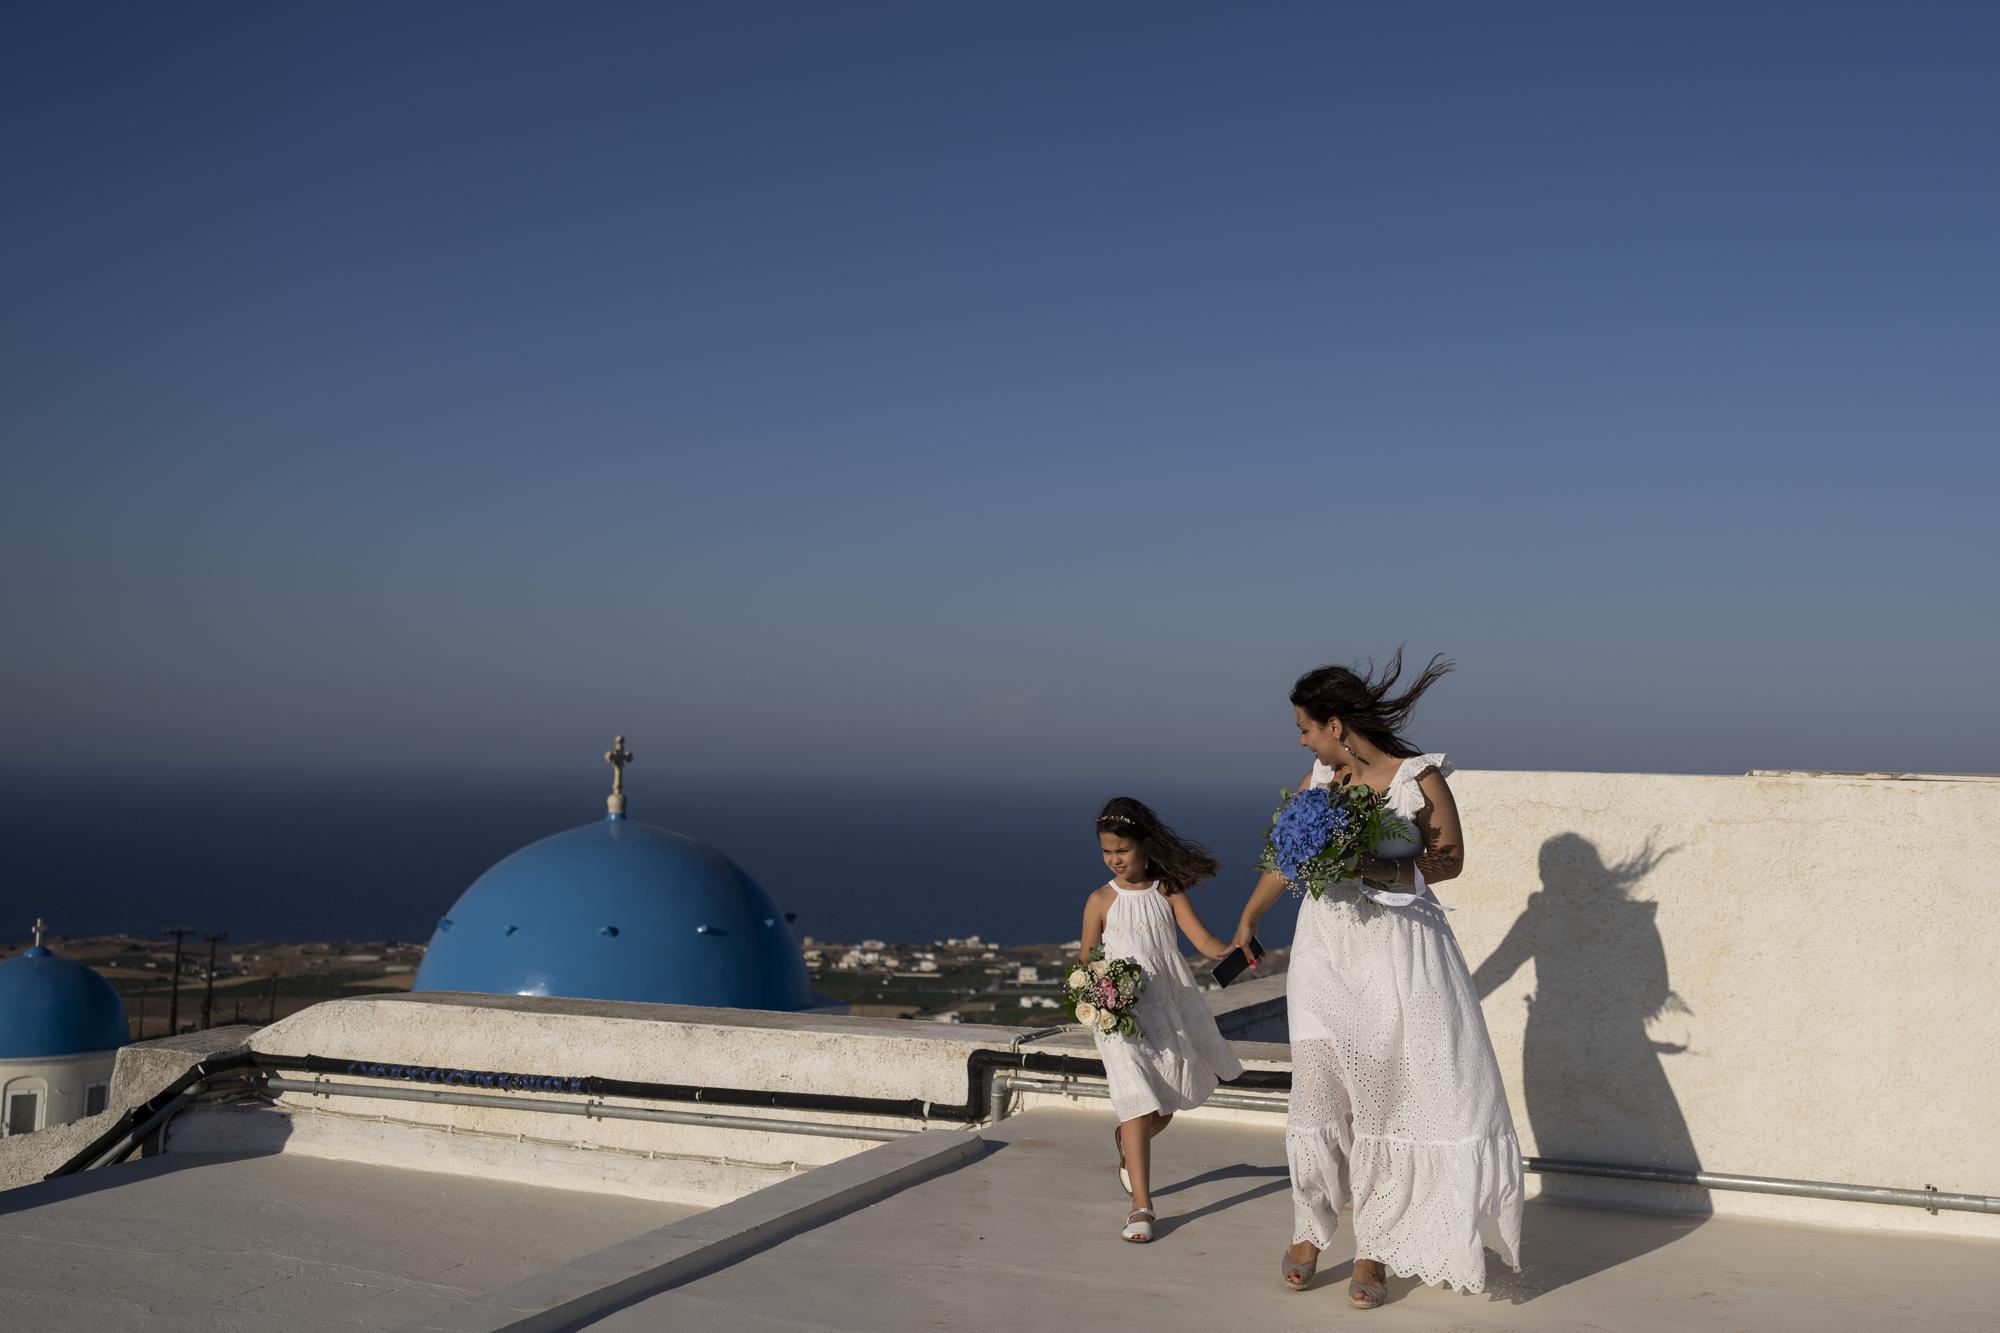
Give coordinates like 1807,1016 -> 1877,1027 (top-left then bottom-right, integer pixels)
105,767 -> 2000,1243
165,992 -> 1287,1207
174,993 -> 993,1205
0,1027 -> 258,1191
1440,768 -> 1998,1238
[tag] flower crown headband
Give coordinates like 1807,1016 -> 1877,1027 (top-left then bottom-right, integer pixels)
1097,813 -> 1137,827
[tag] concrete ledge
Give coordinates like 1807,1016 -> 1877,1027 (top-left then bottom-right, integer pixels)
0,1026 -> 254,1191
393,1128 -> 984,1333
1207,969 -> 1290,1042
255,992 -> 1050,1105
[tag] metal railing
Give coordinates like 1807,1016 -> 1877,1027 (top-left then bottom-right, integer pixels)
48,1048 -> 2000,1216
990,1072 -> 2000,1216
260,1075 -> 914,1141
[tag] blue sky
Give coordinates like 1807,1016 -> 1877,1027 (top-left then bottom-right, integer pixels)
5,2 -> 1995,789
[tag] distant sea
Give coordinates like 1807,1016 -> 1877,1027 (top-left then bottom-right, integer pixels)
0,771 -> 1303,953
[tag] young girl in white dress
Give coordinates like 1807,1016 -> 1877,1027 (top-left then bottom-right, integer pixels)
1078,796 -> 1247,1243
1233,653 -> 1523,1309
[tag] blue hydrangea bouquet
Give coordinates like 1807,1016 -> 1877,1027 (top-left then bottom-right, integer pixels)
1256,783 -> 1414,900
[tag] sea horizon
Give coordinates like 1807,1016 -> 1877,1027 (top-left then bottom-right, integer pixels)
1,766 -> 1314,951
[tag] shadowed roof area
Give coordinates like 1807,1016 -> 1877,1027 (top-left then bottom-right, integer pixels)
0,1152 -> 694,1332
588,1108 -> 1998,1332
2,1108 -> 1995,1330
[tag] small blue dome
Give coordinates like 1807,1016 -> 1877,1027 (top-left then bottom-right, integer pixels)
413,817 -> 813,1011
0,946 -> 130,1060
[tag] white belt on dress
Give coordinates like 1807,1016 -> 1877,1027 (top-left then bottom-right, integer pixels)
1348,864 -> 1450,911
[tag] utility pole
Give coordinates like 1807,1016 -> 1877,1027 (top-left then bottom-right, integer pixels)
136,983 -> 149,1040
163,927 -> 192,1035
267,972 -> 279,1022
201,932 -> 228,1029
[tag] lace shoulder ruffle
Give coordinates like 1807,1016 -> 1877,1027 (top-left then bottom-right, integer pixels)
1384,752 -> 1452,816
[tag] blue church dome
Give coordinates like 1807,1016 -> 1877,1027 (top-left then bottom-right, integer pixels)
0,943 -> 130,1061
414,741 -> 813,1011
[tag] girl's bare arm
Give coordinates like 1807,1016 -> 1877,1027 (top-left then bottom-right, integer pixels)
1169,891 -> 1235,960
1078,888 -> 1110,965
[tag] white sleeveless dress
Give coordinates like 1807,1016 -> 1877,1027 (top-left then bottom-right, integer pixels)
1091,881 -> 1244,1123
1286,753 -> 1523,1292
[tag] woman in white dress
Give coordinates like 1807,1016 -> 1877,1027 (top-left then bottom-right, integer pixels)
1232,653 -> 1522,1307
1079,797 -> 1245,1242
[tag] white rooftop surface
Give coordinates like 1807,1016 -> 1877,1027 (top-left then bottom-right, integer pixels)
591,1107 -> 1999,1333
0,1151 -> 695,1332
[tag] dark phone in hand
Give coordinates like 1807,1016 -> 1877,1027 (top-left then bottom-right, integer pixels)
1209,937 -> 1265,988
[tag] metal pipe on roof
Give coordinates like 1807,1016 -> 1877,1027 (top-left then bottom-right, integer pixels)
1523,1158 -> 2000,1215
51,1052 -> 261,1180
69,1048 -> 2000,1217
260,1076 -> 916,1142
89,1080 -> 207,1170
88,1071 -> 259,1171
995,1073 -> 1289,1115
248,1048 -> 1289,1125
992,1076 -> 2000,1216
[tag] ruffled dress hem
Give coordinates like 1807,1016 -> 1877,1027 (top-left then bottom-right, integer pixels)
1286,1120 -> 1524,1293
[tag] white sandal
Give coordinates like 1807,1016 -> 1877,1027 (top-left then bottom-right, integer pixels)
1122,1207 -> 1155,1243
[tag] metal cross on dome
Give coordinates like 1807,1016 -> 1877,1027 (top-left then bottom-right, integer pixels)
604,736 -> 634,816
32,917 -> 45,948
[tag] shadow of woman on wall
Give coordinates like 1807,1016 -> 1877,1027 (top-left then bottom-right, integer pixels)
1472,832 -> 1709,1302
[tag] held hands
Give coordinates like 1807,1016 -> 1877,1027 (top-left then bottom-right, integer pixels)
1355,855 -> 1405,891
1228,920 -> 1260,967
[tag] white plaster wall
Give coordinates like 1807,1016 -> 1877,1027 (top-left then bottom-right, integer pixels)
253,991 -> 1012,1105
234,993 -> 1051,1201
1439,769 -> 1999,1237
1,1050 -> 117,1135
227,994 -> 1286,1205
0,1028 -> 254,1190
144,766 -> 2000,1241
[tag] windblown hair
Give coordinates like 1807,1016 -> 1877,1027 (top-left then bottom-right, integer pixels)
1095,796 -> 1220,897
1290,648 -> 1454,760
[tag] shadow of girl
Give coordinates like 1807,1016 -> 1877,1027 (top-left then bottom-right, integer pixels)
1472,832 -> 1709,1301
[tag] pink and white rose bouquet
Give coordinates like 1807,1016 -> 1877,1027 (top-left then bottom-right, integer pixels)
1065,944 -> 1146,1038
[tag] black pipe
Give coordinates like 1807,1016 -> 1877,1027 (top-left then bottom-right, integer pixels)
44,1052 -> 259,1180
255,1050 -> 1290,1124
46,1045 -> 1294,1180
292,1047 -> 1275,1124
276,1054 -> 939,1121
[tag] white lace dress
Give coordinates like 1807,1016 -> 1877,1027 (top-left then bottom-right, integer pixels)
1091,881 -> 1244,1123
1286,753 -> 1523,1292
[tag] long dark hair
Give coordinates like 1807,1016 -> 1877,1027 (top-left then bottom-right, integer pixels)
1290,648 -> 1453,759
1094,796 -> 1220,897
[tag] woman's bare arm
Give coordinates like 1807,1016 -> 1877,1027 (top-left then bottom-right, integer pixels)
1231,870 -> 1288,953
1358,767 -> 1465,886
1231,769 -> 1316,949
